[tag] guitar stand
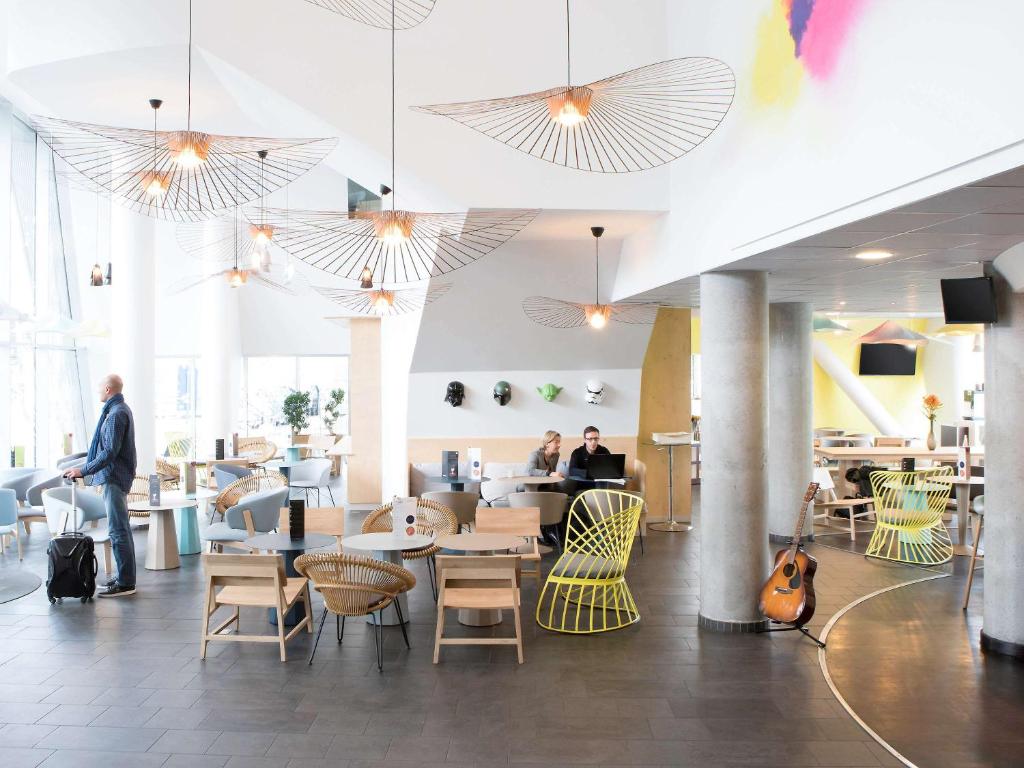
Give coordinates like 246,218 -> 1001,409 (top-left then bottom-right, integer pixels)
757,621 -> 826,649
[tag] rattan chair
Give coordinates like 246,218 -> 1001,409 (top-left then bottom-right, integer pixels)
237,436 -> 277,465
536,489 -> 644,634
294,552 -> 416,670
155,457 -> 181,486
361,498 -> 458,600
127,474 -> 177,518
213,472 -> 288,520
866,467 -> 954,565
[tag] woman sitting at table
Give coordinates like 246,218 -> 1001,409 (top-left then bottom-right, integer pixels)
523,430 -> 574,545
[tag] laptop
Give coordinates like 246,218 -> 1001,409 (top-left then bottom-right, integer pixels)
587,453 -> 627,480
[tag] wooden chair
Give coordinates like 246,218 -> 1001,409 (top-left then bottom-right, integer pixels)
362,498 -> 458,599
475,507 -> 541,582
811,466 -> 875,542
433,554 -> 523,664
626,459 -> 648,554
199,553 -> 313,662
963,495 -> 984,610
294,552 -> 416,670
279,506 -> 346,551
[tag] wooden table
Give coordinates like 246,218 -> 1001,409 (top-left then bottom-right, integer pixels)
342,532 -> 434,626
127,493 -> 200,570
279,506 -> 345,550
814,446 -> 984,494
932,476 -> 985,556
435,533 -> 522,627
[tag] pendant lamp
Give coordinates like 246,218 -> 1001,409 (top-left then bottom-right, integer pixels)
813,316 -> 851,334
858,320 -> 929,347
522,227 -> 661,329
33,1 -> 336,222
260,0 -> 537,286
302,0 -> 434,28
316,282 -> 450,316
414,1 -> 734,173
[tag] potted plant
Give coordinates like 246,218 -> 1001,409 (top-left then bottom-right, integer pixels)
922,393 -> 943,450
322,388 -> 346,436
282,390 -> 311,441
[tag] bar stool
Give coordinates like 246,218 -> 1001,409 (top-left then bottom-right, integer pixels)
962,495 -> 984,610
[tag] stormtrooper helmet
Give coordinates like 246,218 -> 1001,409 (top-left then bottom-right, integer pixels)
444,381 -> 465,407
585,379 -> 605,405
493,380 -> 512,406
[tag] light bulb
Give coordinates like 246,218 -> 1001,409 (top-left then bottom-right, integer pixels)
249,224 -> 273,245
372,210 -> 416,246
587,305 -> 610,330
168,131 -> 211,170
555,102 -> 586,127
140,171 -> 169,199
546,86 -> 593,127
284,261 -> 295,284
259,248 -> 272,273
372,291 -> 394,312
173,146 -> 203,169
226,268 -> 247,288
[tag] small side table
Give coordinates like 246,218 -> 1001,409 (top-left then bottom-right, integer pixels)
127,495 -> 199,570
245,532 -> 336,626
645,442 -> 692,533
434,533 -> 522,627
342,532 -> 434,626
435,475 -> 490,493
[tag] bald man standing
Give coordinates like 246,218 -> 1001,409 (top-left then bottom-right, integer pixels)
64,374 -> 137,597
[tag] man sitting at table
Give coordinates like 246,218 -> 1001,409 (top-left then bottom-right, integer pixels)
568,426 -> 611,480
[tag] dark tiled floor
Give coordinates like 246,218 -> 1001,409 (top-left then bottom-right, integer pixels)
0,490 -> 1000,767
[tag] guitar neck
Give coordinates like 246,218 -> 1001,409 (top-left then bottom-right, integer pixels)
788,482 -> 820,556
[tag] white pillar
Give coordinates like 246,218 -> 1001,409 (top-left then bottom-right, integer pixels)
769,303 -> 813,541
199,242 -> 242,456
110,206 -> 155,474
981,268 -> 1024,657
699,271 -> 770,631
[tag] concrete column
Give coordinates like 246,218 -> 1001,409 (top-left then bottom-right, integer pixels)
199,226 -> 242,456
768,303 -> 813,541
981,268 -> 1024,658
110,206 -> 155,474
698,271 -> 770,632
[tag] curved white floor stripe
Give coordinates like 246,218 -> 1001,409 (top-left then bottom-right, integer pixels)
816,572 -> 950,768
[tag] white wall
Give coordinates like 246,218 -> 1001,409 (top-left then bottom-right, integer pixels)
408,368 -> 640,439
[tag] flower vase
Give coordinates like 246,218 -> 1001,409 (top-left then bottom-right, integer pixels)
926,420 -> 937,451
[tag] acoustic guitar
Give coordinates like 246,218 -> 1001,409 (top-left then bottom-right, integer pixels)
758,482 -> 821,627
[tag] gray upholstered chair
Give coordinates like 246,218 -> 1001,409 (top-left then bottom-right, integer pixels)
1,470 -> 42,504
422,491 -> 478,531
0,489 -> 21,560
288,458 -> 335,506
213,463 -> 253,492
508,491 -> 568,552
56,453 -> 87,469
202,487 -> 289,552
21,473 -> 64,534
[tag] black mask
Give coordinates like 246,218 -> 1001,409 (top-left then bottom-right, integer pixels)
445,381 -> 465,407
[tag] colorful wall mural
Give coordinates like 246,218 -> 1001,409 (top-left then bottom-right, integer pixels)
752,0 -> 869,107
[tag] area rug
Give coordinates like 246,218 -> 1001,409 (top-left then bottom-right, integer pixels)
0,570 -> 42,603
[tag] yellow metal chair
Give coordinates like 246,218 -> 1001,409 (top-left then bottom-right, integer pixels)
536,489 -> 643,634
866,467 -> 954,565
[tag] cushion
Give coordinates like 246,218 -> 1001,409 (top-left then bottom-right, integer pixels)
202,523 -> 250,543
550,552 -> 623,580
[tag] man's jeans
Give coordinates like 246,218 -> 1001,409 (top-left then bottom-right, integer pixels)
103,484 -> 135,588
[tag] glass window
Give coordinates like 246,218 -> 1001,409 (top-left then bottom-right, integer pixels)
244,356 -> 348,445
154,357 -> 199,458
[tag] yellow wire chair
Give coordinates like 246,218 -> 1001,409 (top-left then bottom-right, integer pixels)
866,467 -> 954,565
536,489 -> 644,634
361,498 -> 458,600
294,552 -> 416,670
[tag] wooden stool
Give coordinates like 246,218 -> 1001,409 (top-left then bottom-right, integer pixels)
962,497 -> 984,611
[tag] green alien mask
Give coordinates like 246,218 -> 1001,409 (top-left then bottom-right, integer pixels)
537,384 -> 563,402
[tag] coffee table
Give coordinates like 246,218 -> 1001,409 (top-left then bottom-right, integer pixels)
342,532 -> 434,625
127,493 -> 199,570
434,533 -> 522,626
434,475 -> 490,492
174,488 -> 218,555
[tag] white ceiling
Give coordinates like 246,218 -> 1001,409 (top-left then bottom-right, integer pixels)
515,210 -> 665,243
631,166 -> 1024,313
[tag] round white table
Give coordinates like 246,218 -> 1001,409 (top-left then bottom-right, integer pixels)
127,493 -> 200,570
342,532 -> 434,626
435,533 -> 522,627
173,488 -> 218,555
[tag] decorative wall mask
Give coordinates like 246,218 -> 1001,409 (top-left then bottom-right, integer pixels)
445,381 -> 465,407
585,380 -> 605,405
537,384 -> 563,402
493,381 -> 512,406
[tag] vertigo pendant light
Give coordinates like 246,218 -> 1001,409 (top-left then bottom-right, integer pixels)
302,0 -> 435,29
858,320 -> 929,347
413,1 -> 734,173
523,227 -> 661,329
317,281 -> 450,316
260,0 -> 537,286
33,0 -> 336,222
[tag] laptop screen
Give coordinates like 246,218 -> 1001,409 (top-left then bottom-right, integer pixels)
588,453 -> 626,480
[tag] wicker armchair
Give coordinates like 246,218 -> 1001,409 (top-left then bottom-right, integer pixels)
237,436 -> 277,465
155,457 -> 181,486
127,474 -> 177,518
361,498 -> 457,599
294,552 -> 416,670
214,472 -> 288,519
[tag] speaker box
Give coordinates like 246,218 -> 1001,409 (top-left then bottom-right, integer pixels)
441,450 -> 459,480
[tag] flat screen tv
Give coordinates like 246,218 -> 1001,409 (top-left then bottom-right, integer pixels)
859,343 -> 917,376
940,276 -> 997,323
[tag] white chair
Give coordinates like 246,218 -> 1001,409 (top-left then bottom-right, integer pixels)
811,466 -> 874,541
508,491 -> 567,552
288,458 -> 335,506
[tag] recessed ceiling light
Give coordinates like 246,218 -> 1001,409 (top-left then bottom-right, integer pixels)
839,301 -> 847,306
854,249 -> 893,261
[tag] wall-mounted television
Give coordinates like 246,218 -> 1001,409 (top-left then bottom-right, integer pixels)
940,276 -> 997,324
859,343 -> 917,376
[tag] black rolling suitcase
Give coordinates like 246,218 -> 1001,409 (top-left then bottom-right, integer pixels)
46,480 -> 97,604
